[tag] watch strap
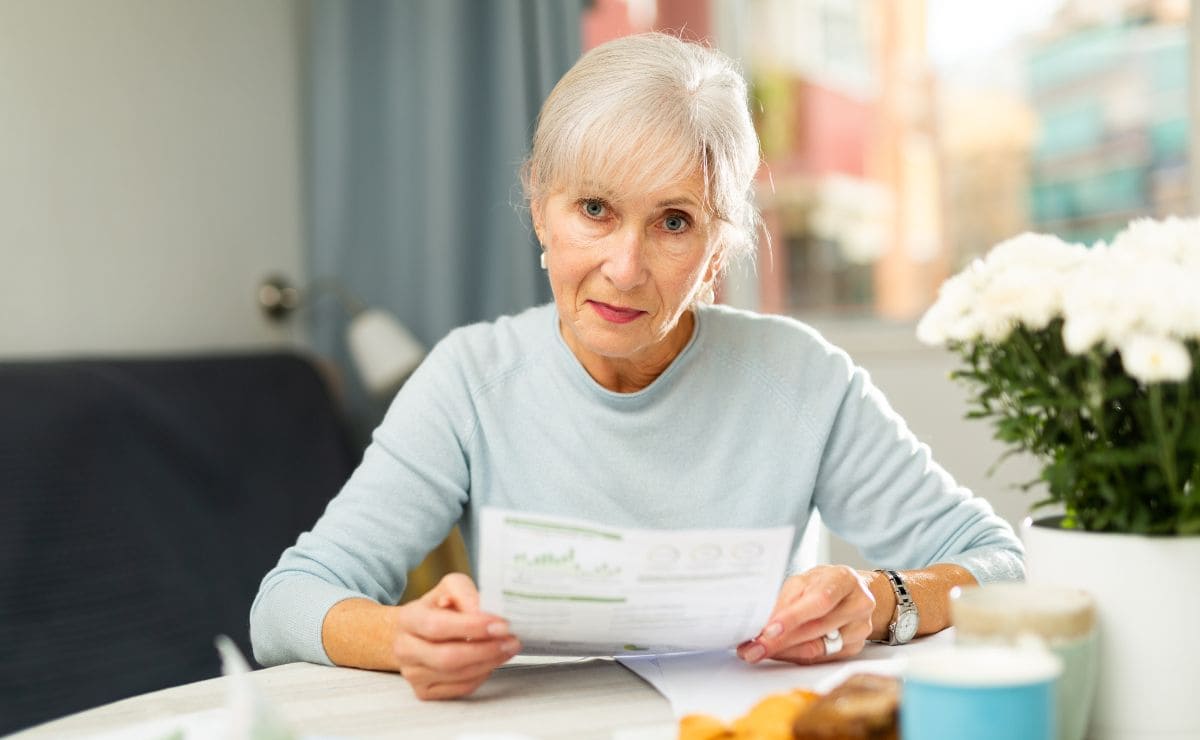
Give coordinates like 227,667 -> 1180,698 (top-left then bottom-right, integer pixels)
876,569 -> 916,645
881,569 -> 914,609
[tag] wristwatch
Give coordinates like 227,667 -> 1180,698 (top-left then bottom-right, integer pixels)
876,569 -> 919,645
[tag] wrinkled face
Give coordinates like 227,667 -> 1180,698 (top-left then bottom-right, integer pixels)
532,169 -> 723,373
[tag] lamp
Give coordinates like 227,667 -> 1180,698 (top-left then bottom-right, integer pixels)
258,275 -> 425,397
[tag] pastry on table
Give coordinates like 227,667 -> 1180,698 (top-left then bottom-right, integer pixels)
791,674 -> 900,740
678,688 -> 819,740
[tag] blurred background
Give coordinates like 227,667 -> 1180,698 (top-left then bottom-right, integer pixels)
1,0 -> 1195,560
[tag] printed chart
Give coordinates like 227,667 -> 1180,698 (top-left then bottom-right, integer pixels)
478,508 -> 794,655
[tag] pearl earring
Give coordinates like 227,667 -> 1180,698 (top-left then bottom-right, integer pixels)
698,284 -> 715,305
539,252 -> 547,270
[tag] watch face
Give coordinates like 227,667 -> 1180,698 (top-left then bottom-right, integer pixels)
896,609 -> 919,642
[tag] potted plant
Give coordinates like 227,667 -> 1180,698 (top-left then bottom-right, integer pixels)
916,216 -> 1200,740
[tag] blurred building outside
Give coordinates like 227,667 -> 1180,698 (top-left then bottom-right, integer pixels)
1026,0 -> 1191,245
583,0 -> 1193,317
585,0 -> 948,322
935,45 -> 1040,269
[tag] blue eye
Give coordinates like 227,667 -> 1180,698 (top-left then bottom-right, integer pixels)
583,199 -> 606,218
663,215 -> 688,233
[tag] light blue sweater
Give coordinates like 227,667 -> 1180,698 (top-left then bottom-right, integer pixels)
250,303 -> 1023,666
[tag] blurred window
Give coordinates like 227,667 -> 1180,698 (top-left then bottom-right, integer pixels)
582,0 -> 1192,320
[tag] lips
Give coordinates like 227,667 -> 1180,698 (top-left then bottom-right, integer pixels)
589,300 -> 645,324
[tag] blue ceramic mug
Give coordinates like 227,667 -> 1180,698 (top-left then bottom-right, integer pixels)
902,644 -> 1061,740
950,583 -> 1098,740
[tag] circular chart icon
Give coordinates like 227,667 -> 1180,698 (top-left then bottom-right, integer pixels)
730,541 -> 764,561
646,544 -> 680,564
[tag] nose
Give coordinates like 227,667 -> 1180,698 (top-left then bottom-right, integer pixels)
601,226 -> 648,292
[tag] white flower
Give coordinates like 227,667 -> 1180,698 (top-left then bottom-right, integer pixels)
1110,216 -> 1200,265
1059,241 -> 1200,353
982,236 -> 1081,338
915,302 -> 953,345
977,266 -> 1063,335
922,217 -> 1200,356
1131,261 -> 1198,338
985,232 -> 1088,273
1061,246 -> 1140,353
1062,313 -> 1107,355
1119,334 -> 1193,383
917,260 -> 988,345
1175,264 -> 1200,338
919,233 -> 1090,347
1182,245 -> 1200,273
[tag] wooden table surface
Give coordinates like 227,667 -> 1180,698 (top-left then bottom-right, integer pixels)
12,657 -> 678,740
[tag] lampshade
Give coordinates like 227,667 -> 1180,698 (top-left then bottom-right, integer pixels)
345,308 -> 426,397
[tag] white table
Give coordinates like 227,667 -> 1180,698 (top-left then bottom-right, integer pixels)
11,658 -> 676,740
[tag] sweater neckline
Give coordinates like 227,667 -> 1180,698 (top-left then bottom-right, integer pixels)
549,304 -> 706,403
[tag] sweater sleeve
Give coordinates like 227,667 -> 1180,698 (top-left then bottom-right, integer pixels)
249,336 -> 475,667
810,354 -> 1025,585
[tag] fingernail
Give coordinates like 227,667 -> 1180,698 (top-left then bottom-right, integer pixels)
743,644 -> 765,663
487,622 -> 509,637
501,638 -> 520,655
762,622 -> 783,639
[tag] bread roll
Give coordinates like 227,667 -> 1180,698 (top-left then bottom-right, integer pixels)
791,674 -> 899,740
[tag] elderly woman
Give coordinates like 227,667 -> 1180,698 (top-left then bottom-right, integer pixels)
250,33 -> 1022,700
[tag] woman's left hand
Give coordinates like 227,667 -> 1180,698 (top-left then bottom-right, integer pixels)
736,565 -> 877,664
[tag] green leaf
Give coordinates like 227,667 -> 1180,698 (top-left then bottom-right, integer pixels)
939,323 -> 1199,534
1177,518 -> 1200,535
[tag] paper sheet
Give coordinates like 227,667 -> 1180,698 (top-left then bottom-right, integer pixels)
477,508 -> 794,656
618,628 -> 957,722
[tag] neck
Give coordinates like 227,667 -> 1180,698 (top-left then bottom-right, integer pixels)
562,310 -> 696,394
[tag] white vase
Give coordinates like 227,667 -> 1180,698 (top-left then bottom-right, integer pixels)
1022,516 -> 1200,740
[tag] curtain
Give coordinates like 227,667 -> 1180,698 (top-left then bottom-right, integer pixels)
306,0 -> 584,423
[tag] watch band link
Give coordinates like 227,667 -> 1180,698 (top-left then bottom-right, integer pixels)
875,568 -> 917,645
882,569 -> 914,609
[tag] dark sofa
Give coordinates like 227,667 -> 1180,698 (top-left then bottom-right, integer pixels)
0,353 -> 356,734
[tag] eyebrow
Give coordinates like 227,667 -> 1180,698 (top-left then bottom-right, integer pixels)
655,196 -> 700,209
573,182 -> 702,210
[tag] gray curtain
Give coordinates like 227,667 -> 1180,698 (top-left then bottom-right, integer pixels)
306,0 -> 583,422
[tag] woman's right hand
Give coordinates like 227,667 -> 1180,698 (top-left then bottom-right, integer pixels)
323,573 -> 520,700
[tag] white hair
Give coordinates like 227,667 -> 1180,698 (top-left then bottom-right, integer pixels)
523,32 -> 762,271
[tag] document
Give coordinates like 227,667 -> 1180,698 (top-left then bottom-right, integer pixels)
477,507 -> 795,656
618,630 -> 956,721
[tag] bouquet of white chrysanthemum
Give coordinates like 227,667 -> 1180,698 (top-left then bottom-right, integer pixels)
918,216 -> 1200,534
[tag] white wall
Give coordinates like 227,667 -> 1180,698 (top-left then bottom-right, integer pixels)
806,319 -> 1043,569
0,0 -> 305,357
